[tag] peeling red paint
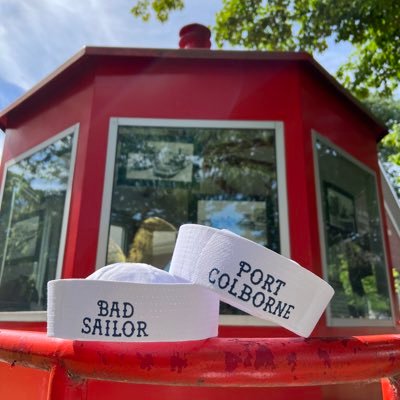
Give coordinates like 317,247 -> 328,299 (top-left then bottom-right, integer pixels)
1,330 -> 400,390
319,338 -> 338,343
254,345 -> 275,370
341,339 -> 350,348
136,352 -> 154,371
97,351 -> 109,365
287,352 -> 297,372
317,348 -> 331,368
389,352 -> 397,365
243,350 -> 253,368
225,351 -> 241,372
170,352 -> 187,373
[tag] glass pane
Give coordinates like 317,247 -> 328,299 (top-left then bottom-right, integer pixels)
0,134 -> 73,311
108,125 -> 280,316
315,138 -> 391,321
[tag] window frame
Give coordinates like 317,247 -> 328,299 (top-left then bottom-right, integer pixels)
97,118 -> 290,327
312,131 -> 395,327
0,124 -> 79,321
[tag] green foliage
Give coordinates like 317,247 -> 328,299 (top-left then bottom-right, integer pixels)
131,0 -> 184,22
131,0 -> 400,98
364,96 -> 400,128
131,0 -> 400,194
393,268 -> 400,294
380,124 -> 400,198
381,124 -> 400,165
363,96 -> 400,196
214,0 -> 400,98
215,0 -> 297,51
335,247 -> 390,318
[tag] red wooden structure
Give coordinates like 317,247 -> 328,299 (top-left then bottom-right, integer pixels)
0,329 -> 400,399
0,24 -> 399,399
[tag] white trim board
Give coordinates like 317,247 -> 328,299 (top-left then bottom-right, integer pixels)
0,124 -> 79,322
312,131 -> 395,328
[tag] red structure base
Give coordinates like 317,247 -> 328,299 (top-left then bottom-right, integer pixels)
0,330 -> 399,399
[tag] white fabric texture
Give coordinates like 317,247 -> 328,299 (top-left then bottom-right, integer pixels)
87,262 -> 182,283
47,263 -> 219,342
170,225 -> 334,337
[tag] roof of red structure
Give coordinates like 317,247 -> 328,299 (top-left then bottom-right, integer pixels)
0,46 -> 387,139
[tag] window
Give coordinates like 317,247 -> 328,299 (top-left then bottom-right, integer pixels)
314,135 -> 392,325
98,119 -> 288,323
0,126 -> 77,315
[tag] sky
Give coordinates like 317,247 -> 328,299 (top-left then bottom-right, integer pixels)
0,0 -> 353,149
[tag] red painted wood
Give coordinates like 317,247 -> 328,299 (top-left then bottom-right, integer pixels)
0,360 -> 49,399
381,377 -> 400,400
86,381 -> 322,400
0,51 -> 398,339
46,364 -> 87,400
0,49 -> 397,400
0,330 -> 399,388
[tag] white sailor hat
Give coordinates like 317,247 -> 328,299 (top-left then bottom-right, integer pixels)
47,263 -> 219,342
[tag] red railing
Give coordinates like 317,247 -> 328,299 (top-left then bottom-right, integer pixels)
0,329 -> 399,399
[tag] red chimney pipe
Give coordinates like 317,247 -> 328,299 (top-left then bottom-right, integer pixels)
179,23 -> 211,49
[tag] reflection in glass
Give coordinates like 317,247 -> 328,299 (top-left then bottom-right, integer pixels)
316,139 -> 391,321
108,125 -> 280,316
197,200 -> 267,245
0,134 -> 73,311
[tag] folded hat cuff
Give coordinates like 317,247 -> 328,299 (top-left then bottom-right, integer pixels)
170,224 -> 334,337
47,279 -> 219,342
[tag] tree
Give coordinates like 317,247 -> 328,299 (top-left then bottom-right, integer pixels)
367,96 -> 400,197
381,125 -> 400,191
131,0 -> 400,99
131,0 -> 400,197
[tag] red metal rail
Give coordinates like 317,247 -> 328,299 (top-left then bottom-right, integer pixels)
0,330 -> 399,397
